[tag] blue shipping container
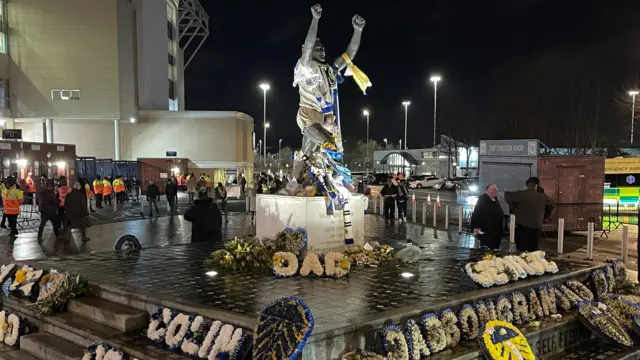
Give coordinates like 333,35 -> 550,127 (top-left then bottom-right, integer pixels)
76,157 -> 97,181
95,159 -> 113,179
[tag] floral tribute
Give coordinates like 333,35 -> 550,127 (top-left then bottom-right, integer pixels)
146,307 -> 245,360
465,251 -> 558,288
404,319 -> 429,359
272,252 -> 299,277
82,342 -> 129,360
577,300 -> 633,346
206,237 -> 275,272
479,320 -> 535,360
441,309 -> 461,347
602,295 -> 640,331
345,243 -> 396,268
0,310 -> 25,346
325,252 -> 351,278
421,313 -> 447,354
458,305 -> 479,340
274,228 -> 307,255
10,265 -> 44,300
0,263 -> 15,285
252,297 -> 314,360
299,253 -> 324,277
36,271 -> 87,315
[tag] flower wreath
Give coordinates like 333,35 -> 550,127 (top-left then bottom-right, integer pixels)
181,315 -> 205,356
511,292 -> 529,325
495,295 -> 513,323
275,227 -> 308,256
538,285 -> 557,316
553,287 -> 572,312
527,287 -> 544,321
299,253 -> 323,277
578,300 -> 633,347
9,265 -> 44,300
165,313 -> 191,351
479,320 -> 535,360
565,280 -> 594,301
1,311 -> 22,346
324,252 -> 350,278
441,309 -> 461,347
381,325 -> 409,360
421,313 -> 447,354
558,284 -> 582,307
272,252 -> 298,277
476,300 -> 497,326
82,342 -> 126,360
605,266 -> 616,293
0,264 -> 15,285
591,269 -> 608,299
458,305 -> 479,340
147,308 -> 169,344
404,319 -> 429,359
613,259 -> 628,286
252,296 -> 314,360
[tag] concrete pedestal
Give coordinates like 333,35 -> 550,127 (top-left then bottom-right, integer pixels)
256,194 -> 367,253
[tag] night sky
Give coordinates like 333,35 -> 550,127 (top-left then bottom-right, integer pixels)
185,0 -> 640,153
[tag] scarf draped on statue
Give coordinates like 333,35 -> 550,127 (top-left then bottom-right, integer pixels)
341,53 -> 372,94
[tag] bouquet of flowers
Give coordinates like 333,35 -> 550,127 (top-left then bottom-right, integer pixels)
274,228 -> 307,256
345,243 -> 397,267
206,238 -> 275,272
342,349 -> 385,360
36,270 -> 87,315
10,265 -> 44,300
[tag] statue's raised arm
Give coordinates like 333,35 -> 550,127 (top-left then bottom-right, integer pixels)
301,4 -> 322,67
333,15 -> 365,71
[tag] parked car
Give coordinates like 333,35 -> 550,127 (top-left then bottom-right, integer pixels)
409,176 -> 442,189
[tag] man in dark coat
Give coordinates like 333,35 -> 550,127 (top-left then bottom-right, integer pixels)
184,192 -> 222,243
471,184 -> 504,249
505,178 -> 556,252
380,176 -> 399,222
63,182 -> 89,242
165,179 -> 178,215
37,180 -> 61,242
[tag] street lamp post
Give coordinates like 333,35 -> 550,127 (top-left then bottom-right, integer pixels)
384,138 -> 388,150
363,109 -> 370,171
630,90 -> 639,144
278,138 -> 282,172
402,101 -> 410,150
259,83 -> 270,171
430,75 -> 441,148
399,139 -> 402,151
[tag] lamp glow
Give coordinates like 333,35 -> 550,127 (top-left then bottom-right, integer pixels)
630,90 -> 639,96
130,117 -> 136,123
265,122 -> 270,129
259,83 -> 270,91
56,161 -> 67,169
16,159 -> 27,167
402,101 -> 411,106
401,272 -> 414,278
430,75 -> 442,83
205,271 -> 218,277
362,109 -> 369,116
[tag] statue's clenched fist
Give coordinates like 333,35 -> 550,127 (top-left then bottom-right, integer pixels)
311,4 -> 322,19
352,14 -> 365,30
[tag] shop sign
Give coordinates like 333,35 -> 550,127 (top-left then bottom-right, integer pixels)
2,129 -> 21,140
605,158 -> 640,174
166,151 -> 177,157
479,139 -> 539,157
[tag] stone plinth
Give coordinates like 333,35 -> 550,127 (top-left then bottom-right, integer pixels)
255,194 -> 367,252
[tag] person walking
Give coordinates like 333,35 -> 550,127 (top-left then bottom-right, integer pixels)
93,175 -> 103,208
80,178 -> 96,213
102,177 -> 112,206
471,184 -> 505,249
240,175 -> 247,196
396,173 -> 409,222
165,179 -> 178,215
184,190 -> 223,243
215,182 -> 228,214
63,182 -> 89,242
187,173 -> 197,204
146,180 -> 160,217
380,176 -> 399,223
505,178 -> 556,252
37,180 -> 61,242
56,176 -> 71,232
131,176 -> 141,203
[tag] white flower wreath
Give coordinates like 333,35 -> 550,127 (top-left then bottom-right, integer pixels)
272,252 -> 298,277
10,265 -> 43,297
181,315 -> 205,356
0,264 -> 14,285
165,313 -> 191,348
325,252 -> 350,278
103,349 -> 124,360
299,253 -> 323,277
198,320 -> 222,359
4,313 -> 20,346
207,324 -> 242,360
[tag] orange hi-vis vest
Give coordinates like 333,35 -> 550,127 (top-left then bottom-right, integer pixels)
84,183 -> 94,199
205,176 -> 212,188
25,177 -> 36,193
93,179 -> 103,194
113,178 -> 125,193
58,186 -> 70,207
103,180 -> 112,195
3,186 -> 23,215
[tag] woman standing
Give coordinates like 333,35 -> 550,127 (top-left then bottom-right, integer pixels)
470,184 -> 504,250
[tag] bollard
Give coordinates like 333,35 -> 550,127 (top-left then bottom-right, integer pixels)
622,225 -> 629,264
422,203 -> 427,225
509,214 -> 516,244
394,201 -> 398,219
373,196 -> 377,214
445,205 -> 450,230
587,222 -> 595,260
557,218 -> 564,254
412,201 -> 417,223
433,204 -> 437,227
458,207 -> 463,233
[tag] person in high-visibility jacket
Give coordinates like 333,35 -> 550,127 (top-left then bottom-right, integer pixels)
113,176 -> 126,204
2,176 -> 23,236
25,172 -> 36,193
102,177 -> 113,206
82,178 -> 95,213
93,175 -> 104,208
205,175 -> 212,195
56,176 -> 70,232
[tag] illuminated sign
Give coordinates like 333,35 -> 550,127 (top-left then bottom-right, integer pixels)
605,158 -> 640,174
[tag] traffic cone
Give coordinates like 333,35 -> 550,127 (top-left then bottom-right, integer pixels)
436,194 -> 441,207
427,194 -> 431,205
411,193 -> 416,204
